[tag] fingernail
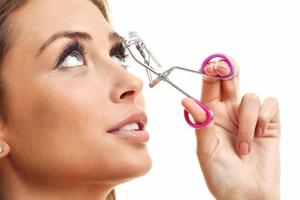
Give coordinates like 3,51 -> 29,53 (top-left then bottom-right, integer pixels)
238,142 -> 250,155
256,126 -> 263,137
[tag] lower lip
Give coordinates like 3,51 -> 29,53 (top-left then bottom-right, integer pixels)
108,130 -> 149,144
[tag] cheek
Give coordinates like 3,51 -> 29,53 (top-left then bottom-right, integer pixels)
5,77 -> 105,175
5,79 -> 151,183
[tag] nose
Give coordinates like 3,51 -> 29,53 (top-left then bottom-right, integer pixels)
110,69 -> 144,103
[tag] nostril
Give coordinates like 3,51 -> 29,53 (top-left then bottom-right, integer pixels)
120,91 -> 135,99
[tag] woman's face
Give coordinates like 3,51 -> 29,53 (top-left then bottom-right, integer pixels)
2,0 -> 151,185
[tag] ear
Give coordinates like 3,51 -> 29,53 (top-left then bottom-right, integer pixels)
0,141 -> 10,159
0,121 -> 11,159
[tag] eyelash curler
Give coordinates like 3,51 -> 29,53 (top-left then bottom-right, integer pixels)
120,31 -> 235,129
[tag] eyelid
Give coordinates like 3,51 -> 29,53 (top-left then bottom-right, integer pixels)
109,41 -> 128,59
53,40 -> 87,69
52,38 -> 126,70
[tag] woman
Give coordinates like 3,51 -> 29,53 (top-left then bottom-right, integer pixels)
0,0 -> 280,199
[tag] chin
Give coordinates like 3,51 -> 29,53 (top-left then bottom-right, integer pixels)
132,153 -> 152,177
123,148 -> 152,179
108,148 -> 152,185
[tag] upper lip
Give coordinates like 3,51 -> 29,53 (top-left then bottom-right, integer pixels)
107,111 -> 148,132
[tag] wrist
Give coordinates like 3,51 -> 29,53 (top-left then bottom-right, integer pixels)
215,190 -> 280,200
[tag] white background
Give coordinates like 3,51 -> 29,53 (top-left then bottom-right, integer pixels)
108,0 -> 299,199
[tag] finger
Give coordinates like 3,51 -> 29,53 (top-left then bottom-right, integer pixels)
182,98 -> 207,123
255,97 -> 280,138
201,62 -> 221,103
215,60 -> 231,77
182,98 -> 219,162
221,57 -> 240,101
204,62 -> 218,76
237,93 -> 261,156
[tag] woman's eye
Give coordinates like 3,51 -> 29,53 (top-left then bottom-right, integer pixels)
61,52 -> 85,68
111,55 -> 125,65
54,40 -> 87,70
110,42 -> 129,69
111,55 -> 129,70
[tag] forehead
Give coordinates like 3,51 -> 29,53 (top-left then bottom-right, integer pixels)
9,0 -> 111,51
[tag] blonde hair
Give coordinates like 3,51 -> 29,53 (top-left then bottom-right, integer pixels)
0,0 -> 116,199
91,0 -> 110,21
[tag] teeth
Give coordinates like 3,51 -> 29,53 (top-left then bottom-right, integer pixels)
118,123 -> 140,131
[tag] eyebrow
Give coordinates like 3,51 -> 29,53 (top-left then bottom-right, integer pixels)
36,31 -> 121,57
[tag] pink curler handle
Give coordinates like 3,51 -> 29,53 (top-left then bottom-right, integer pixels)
184,99 -> 213,129
200,53 -> 234,80
183,53 -> 233,129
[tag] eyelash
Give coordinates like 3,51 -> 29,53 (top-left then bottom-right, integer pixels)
54,40 -> 87,69
54,40 -> 128,70
109,42 -> 129,62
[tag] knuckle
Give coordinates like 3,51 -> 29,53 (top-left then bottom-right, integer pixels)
239,130 -> 253,138
206,62 -> 215,69
218,60 -> 228,67
204,64 -> 213,73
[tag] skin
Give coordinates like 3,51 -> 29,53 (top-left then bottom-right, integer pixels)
0,0 -> 280,199
182,60 -> 280,199
0,0 -> 151,199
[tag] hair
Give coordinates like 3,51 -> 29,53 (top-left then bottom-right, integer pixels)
0,0 -> 116,200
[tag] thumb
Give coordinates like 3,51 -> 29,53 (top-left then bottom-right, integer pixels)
181,98 -> 219,161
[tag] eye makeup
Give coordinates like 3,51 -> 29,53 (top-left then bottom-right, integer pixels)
53,40 -> 87,70
109,41 -> 129,62
53,39 -> 129,70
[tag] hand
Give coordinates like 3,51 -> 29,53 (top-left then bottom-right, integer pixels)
181,59 -> 280,200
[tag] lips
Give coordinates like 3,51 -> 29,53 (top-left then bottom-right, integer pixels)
107,111 -> 148,133
107,111 -> 149,144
